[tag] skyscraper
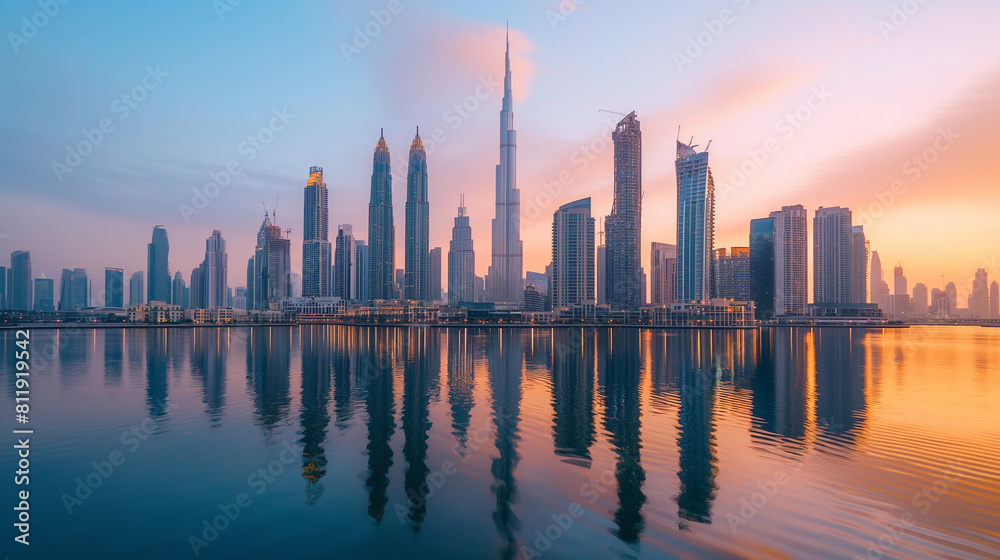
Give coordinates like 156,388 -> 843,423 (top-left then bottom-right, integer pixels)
487,31 -> 524,306
972,268 -> 989,319
9,251 -> 32,311
675,138 -> 715,302
355,240 -> 370,303
253,212 -> 292,309
429,247 -> 442,303
912,283 -> 929,315
128,271 -> 144,306
551,198 -> 595,308
33,275 -> 54,312
850,225 -> 869,304
245,257 -> 255,310
0,266 -> 6,309
605,112 -> 642,310
368,130 -> 395,301
448,197 -> 476,306
105,267 -> 124,308
749,217 -> 775,319
204,229 -> 228,308
596,234 -> 606,305
650,242 -> 678,306
893,265 -> 910,315
870,250 -> 890,310
302,166 -> 333,298
405,128 -> 431,302
991,281 -> 999,319
334,224 -> 356,300
58,269 -> 74,311
813,207 -> 852,304
713,248 -> 750,301
770,206 -> 807,315
72,268 -> 89,309
147,226 -> 170,304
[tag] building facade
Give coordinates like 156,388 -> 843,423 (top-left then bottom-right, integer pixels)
604,112 -> 642,310
405,129 -> 431,301
334,224 -> 356,300
33,275 -> 55,312
813,207 -> 852,305
147,226 -> 170,304
850,225 -> 869,304
749,217 -> 775,319
252,212 -> 292,309
713,247 -> 750,301
368,131 -> 396,301
106,267 -> 124,308
552,198 -> 595,308
204,229 -> 228,309
771,205 -> 807,315
129,271 -> 144,306
675,139 -> 715,302
429,247 -> 442,303
650,242 -> 677,306
448,199 -> 476,306
302,166 -> 332,298
9,251 -> 32,311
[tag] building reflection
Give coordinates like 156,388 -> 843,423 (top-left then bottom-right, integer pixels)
814,329 -> 867,445
551,328 -> 596,466
674,331 -> 718,528
332,327 -> 356,431
488,328 -> 523,559
146,329 -> 168,421
59,329 -> 92,386
598,329 -> 646,543
299,326 -> 332,504
362,327 -> 396,525
648,332 -> 681,414
191,328 -> 228,425
104,329 -> 124,384
246,327 -> 291,433
447,328 -> 475,456
751,329 -> 809,448
401,328 -> 441,532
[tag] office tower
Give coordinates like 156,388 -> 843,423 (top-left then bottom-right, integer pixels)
912,283 -> 929,315
650,242 -> 678,305
245,257 -> 255,310
128,271 -> 144,306
202,229 -> 228,308
675,137 -> 715,302
334,224 -> 356,300
429,247 -> 442,302
301,166 -> 333,297
551,198 -> 595,308
522,284 -> 545,312
368,130 -> 396,301
813,207 -> 852,304
33,275 -> 54,312
9,251 -> 32,311
105,267 -> 124,308
893,265 -> 910,315
169,271 -> 185,309
749,218 -> 775,318
945,282 -> 957,316
354,240 -> 370,302
991,281 -> 999,319
487,31 -> 524,306
189,264 -> 204,309
603,112 -> 642,310
870,250 -> 890,310
404,129 -> 431,301
253,211 -> 292,309
147,226 -> 170,304
596,232 -> 607,305
972,268 -> 989,318
448,198 -> 476,306
850,225 -> 869,304
474,276 -> 485,303
58,269 -> 74,310
770,206 -> 808,315
70,268 -> 88,309
0,266 -> 6,309
713,248 -> 750,300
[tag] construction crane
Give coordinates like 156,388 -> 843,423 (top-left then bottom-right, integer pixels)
599,109 -> 628,117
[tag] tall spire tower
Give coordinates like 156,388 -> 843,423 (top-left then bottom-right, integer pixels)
487,27 -> 523,306
404,127 -> 430,301
368,129 -> 396,301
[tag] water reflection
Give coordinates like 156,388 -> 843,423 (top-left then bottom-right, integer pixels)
299,327 -> 332,504
814,329 -> 867,445
247,327 -> 291,433
551,329 -> 596,466
488,328 -> 523,560
191,328 -> 227,425
674,332 -> 718,528
362,327 -> 396,525
401,328 -> 440,532
146,329 -> 168,421
447,329 -> 475,456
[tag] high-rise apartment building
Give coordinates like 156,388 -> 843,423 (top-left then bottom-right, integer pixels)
448,198 -> 476,306
893,265 -> 910,315
551,198 -> 595,308
813,207 -> 852,304
870,250 -> 890,311
650,242 -> 678,306
850,225 -> 869,304
355,240 -> 370,302
9,251 -> 32,311
203,229 -> 228,309
128,271 -> 144,306
770,206 -> 807,315
105,267 -> 124,308
405,129 -> 431,301
596,237 -> 606,305
33,275 -> 54,312
675,139 -> 715,302
302,166 -> 332,297
368,131 -> 395,301
972,268 -> 989,319
713,247 -> 750,301
605,112 -> 642,310
912,283 -> 929,315
334,224 -> 356,300
147,226 -> 170,304
749,217 -> 775,319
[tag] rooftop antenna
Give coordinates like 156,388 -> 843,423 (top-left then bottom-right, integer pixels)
273,196 -> 279,225
705,140 -> 713,151
677,125 -> 681,141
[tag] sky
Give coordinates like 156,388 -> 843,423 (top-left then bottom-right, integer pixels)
2,0 -> 999,303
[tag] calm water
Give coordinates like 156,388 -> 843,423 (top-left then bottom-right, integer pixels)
2,326 -> 998,560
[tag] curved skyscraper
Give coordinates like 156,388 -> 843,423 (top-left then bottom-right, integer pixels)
487,30 -> 523,306
404,128 -> 430,301
368,130 -> 395,301
147,226 -> 170,304
675,140 -> 715,302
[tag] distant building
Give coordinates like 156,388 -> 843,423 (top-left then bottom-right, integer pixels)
9,251 -> 32,311
368,130 -> 396,301
302,166 -> 333,297
991,281 -> 999,319
474,275 -> 485,303
675,138 -> 715,302
106,268 -> 124,308
334,224 -> 356,300
204,229 -> 228,308
394,268 -> 404,301
650,242 -> 677,305
33,275 -> 55,312
771,206 -> 807,315
0,266 -> 6,309
429,248 -> 442,303
911,283 -> 928,315
605,112 -> 643,310
71,268 -> 89,309
945,282 -> 957,316
850,225 -> 869,304
252,212 -> 292,309
749,217 -> 775,319
147,226 -> 170,304
290,273 -> 301,299
552,198 -> 595,308
58,269 -> 74,311
713,247 -> 749,301
405,129 -> 431,301
522,284 -> 546,313
355,240 -> 370,302
128,271 -> 144,306
596,241 -> 606,305
893,265 -> 910,316
171,271 -> 186,309
813,207 -> 852,304
448,198 -> 476,306
189,264 -> 205,309
972,268 -> 989,319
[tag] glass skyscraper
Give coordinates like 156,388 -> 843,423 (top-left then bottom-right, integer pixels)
448,198 -> 476,306
105,267 -> 124,308
334,224 -> 355,300
368,130 -> 395,301
9,251 -> 32,311
33,275 -> 54,312
405,129 -> 431,301
605,112 -> 642,310
147,226 -> 170,304
675,140 -> 715,302
749,217 -> 775,319
302,166 -> 332,298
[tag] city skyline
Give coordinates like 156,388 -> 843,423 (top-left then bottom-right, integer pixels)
2,3 -> 999,303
